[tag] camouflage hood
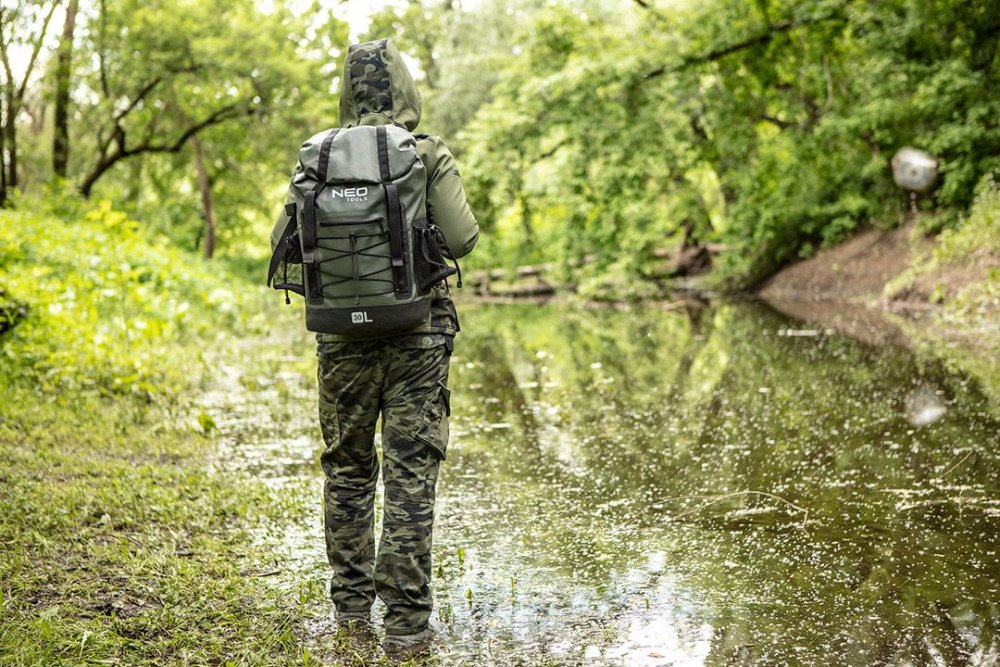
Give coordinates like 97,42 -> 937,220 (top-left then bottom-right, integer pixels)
339,38 -> 422,132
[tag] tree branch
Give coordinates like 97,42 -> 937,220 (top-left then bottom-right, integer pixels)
98,0 -> 110,98
0,14 -> 17,90
114,77 -> 163,123
645,9 -> 848,79
631,0 -> 671,26
133,102 -> 249,155
94,77 -> 163,160
537,137 -> 570,161
760,113 -> 791,129
15,0 -> 62,101
80,100 -> 257,196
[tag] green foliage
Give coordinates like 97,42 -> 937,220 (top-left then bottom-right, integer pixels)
932,177 -> 1000,266
0,195 -> 257,395
881,177 -> 1000,419
6,0 -> 348,260
4,0 -> 997,285
378,0 -> 999,288
87,4 -> 350,259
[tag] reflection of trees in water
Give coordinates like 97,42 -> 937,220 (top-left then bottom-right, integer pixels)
463,329 -> 542,450
452,302 -> 1000,663
699,549 -> 998,665
666,298 -> 715,405
703,602 -> 991,666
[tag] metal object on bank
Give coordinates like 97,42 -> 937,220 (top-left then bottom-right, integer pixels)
891,147 -> 938,192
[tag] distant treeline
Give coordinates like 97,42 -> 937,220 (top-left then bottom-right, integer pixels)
0,0 -> 349,258
375,0 -> 999,287
1,1 -> 997,285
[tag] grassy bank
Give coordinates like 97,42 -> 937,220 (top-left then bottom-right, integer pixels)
887,177 -> 1000,407
0,199 -> 318,665
888,177 -> 1000,331
0,386 -> 313,665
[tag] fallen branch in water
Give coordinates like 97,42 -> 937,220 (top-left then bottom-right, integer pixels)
940,450 -> 976,478
663,491 -> 810,528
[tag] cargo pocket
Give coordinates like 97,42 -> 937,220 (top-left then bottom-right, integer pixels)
318,395 -> 341,451
414,379 -> 451,460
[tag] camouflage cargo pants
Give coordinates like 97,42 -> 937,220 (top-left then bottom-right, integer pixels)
317,334 -> 452,635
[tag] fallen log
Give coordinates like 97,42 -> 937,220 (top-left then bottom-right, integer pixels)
645,245 -> 712,278
469,244 -> 723,297
478,281 -> 557,298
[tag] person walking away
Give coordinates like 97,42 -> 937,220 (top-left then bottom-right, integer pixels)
267,38 -> 479,660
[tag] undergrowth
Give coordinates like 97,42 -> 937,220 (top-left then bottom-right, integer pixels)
0,195 -> 259,396
0,197 -> 327,665
887,175 -> 1000,325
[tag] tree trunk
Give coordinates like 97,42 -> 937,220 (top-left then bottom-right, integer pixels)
0,0 -> 60,194
53,0 -> 80,178
189,135 -> 216,259
1,93 -> 7,205
3,96 -> 15,192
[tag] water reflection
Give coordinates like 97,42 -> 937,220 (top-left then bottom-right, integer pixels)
209,300 -> 1000,665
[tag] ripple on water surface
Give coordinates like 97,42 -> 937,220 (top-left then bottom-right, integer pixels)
203,301 -> 1000,666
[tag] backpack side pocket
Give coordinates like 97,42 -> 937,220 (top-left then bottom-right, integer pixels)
267,203 -> 306,299
413,220 -> 460,293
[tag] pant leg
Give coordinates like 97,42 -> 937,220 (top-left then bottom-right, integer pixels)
375,338 -> 452,634
317,340 -> 383,613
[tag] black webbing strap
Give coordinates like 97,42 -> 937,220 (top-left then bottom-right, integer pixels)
376,125 -> 391,182
317,128 -> 338,181
301,191 -> 317,264
266,203 -> 297,287
385,183 -> 406,292
377,125 -> 406,293
302,129 -> 339,302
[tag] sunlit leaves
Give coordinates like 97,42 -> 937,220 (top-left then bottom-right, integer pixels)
0,197 -> 250,394
429,0 -> 998,287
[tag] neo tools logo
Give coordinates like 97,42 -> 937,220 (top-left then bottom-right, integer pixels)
351,311 -> 373,324
331,186 -> 369,202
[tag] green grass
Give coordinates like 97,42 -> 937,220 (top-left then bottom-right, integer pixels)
0,197 -> 252,396
0,381 -> 319,666
884,175 -> 1000,412
0,198 -> 410,666
0,198 -> 310,665
887,176 -> 1000,324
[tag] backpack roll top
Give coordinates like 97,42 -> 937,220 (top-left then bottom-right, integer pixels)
291,125 -> 432,338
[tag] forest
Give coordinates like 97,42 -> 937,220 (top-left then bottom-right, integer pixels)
2,1 -> 997,279
1,0 -> 998,665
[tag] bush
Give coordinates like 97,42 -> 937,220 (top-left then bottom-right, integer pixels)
0,197 -> 254,396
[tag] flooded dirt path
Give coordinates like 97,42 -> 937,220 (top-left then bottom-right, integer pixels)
201,297 -> 1000,666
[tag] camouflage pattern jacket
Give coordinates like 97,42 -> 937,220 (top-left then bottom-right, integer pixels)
270,39 -> 479,340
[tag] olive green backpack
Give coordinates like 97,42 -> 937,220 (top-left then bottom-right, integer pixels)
267,124 -> 458,338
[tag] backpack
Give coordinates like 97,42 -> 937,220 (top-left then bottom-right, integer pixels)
267,124 -> 459,338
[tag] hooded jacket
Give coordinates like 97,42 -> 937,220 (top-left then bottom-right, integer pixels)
271,38 -> 479,339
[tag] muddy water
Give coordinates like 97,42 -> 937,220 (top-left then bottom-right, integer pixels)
205,299 -> 1000,666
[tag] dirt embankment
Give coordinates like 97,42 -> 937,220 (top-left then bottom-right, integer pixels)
757,222 -> 997,348
759,224 -> 924,303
